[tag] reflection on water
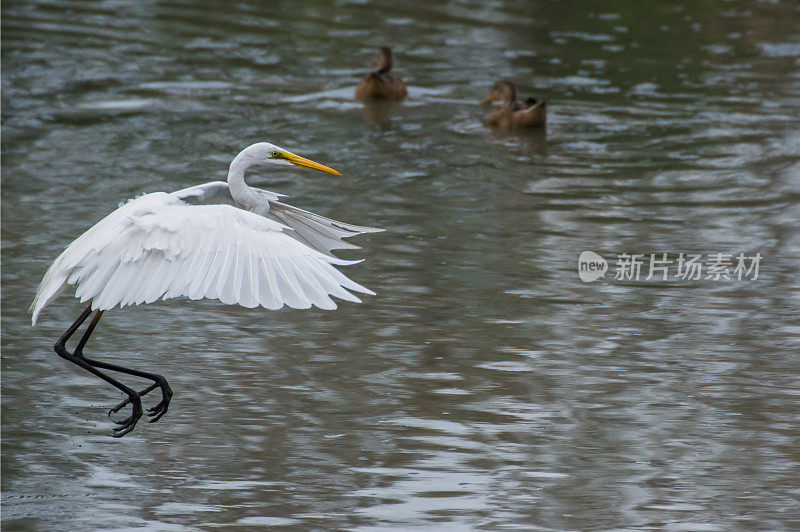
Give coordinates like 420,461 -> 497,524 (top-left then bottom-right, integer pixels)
361,99 -> 404,130
3,0 -> 800,529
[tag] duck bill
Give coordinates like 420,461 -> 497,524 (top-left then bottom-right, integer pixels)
282,151 -> 341,175
482,94 -> 499,105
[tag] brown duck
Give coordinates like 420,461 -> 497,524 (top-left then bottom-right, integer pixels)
482,80 -> 546,129
355,47 -> 408,101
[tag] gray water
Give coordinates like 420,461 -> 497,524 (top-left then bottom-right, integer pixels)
3,0 -> 800,530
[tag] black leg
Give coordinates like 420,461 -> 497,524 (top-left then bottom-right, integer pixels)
73,311 -> 173,423
54,305 -> 142,437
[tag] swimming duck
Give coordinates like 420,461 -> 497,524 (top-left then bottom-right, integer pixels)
355,47 -> 408,101
482,80 -> 546,129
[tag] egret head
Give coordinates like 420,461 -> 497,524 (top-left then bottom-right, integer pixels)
238,142 -> 340,175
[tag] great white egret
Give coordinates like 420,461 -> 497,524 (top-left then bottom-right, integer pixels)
31,142 -> 382,437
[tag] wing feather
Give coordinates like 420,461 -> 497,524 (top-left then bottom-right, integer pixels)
30,191 -> 378,323
230,230 -> 245,306
237,230 -> 255,308
298,256 -> 363,304
273,256 -> 311,309
258,251 -> 282,310
268,200 -> 384,256
186,229 -> 220,300
214,236 -> 236,305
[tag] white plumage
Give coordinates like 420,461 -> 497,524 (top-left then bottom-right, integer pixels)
31,142 -> 382,324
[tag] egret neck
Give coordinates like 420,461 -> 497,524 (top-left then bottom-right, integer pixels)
227,145 -> 266,215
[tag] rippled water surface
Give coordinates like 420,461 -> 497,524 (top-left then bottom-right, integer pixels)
3,0 -> 800,529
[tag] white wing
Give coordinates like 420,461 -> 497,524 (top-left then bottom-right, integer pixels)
267,200 -> 384,256
173,181 -> 383,257
31,191 -> 375,324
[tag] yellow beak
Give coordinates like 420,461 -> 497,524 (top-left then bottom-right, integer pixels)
280,150 -> 341,175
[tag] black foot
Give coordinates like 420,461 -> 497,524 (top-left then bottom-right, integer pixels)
109,392 -> 142,437
145,378 -> 173,423
109,378 -> 173,423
